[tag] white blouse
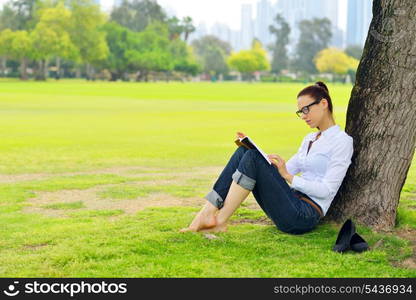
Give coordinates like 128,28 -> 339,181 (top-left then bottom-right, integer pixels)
286,124 -> 354,216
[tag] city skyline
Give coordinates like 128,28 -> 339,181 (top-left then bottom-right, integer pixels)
157,0 -> 348,31
0,0 -> 373,51
188,0 -> 372,52
0,0 -> 348,31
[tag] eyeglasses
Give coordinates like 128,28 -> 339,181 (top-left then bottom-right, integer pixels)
296,98 -> 322,118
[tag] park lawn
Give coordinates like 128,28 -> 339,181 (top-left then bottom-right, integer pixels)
0,79 -> 414,277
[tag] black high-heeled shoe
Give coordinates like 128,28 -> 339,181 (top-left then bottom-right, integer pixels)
350,232 -> 369,252
332,219 -> 355,253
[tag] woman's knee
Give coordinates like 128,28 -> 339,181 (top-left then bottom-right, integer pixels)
232,146 -> 249,161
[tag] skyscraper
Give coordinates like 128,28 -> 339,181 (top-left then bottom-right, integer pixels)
346,0 -> 373,46
241,3 -> 254,49
189,22 -> 209,43
275,0 -> 308,54
255,0 -> 274,47
211,23 -> 232,45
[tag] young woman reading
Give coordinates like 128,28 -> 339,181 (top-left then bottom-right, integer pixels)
180,82 -> 354,235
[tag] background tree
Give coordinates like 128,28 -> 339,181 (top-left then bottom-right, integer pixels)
10,30 -> 32,80
292,18 -> 332,74
314,47 -> 359,76
11,0 -> 40,30
110,0 -> 166,33
228,40 -> 270,81
192,35 -> 231,79
0,28 -> 14,76
30,3 -> 78,80
324,0 -> 416,231
100,21 -> 131,81
68,0 -> 108,80
126,22 -> 173,81
181,16 -> 195,42
167,16 -> 184,40
268,13 -> 290,74
344,44 -> 364,60
169,39 -> 200,77
0,2 -> 21,31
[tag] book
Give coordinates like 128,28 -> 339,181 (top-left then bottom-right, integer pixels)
234,136 -> 272,165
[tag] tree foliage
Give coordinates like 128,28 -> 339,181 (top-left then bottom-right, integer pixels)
314,48 -> 359,75
293,18 -> 332,74
228,40 -> 270,77
269,13 -> 290,74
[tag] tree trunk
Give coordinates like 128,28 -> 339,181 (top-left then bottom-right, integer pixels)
44,59 -> 49,79
86,63 -> 91,81
20,58 -> 29,80
75,67 -> 81,78
55,57 -> 61,80
0,57 -> 7,77
35,60 -> 47,81
324,0 -> 416,231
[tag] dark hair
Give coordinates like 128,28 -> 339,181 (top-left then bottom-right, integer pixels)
297,81 -> 333,114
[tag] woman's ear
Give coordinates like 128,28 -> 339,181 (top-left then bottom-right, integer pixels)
321,98 -> 329,109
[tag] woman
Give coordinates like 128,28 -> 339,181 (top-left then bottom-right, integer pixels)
180,82 -> 354,235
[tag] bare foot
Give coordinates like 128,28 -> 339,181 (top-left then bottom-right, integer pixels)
198,222 -> 228,233
179,211 -> 217,233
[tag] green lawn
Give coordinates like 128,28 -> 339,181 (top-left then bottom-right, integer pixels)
0,79 -> 414,277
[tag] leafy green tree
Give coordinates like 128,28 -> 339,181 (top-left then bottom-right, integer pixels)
268,13 -> 290,75
68,0 -> 108,80
293,18 -> 332,74
314,47 -> 359,75
181,16 -> 195,42
10,0 -> 40,30
125,22 -> 173,81
169,38 -> 200,76
10,30 -> 32,80
30,3 -> 78,80
110,0 -> 166,32
0,29 -> 14,76
167,16 -> 183,40
345,45 -> 363,60
228,40 -> 270,80
0,2 -> 21,31
100,21 -> 131,81
192,35 -> 231,78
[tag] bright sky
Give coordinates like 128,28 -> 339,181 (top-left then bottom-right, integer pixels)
1,0 -> 347,31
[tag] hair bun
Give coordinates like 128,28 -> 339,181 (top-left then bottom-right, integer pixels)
315,81 -> 329,93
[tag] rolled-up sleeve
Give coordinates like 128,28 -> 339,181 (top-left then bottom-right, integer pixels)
291,137 -> 353,199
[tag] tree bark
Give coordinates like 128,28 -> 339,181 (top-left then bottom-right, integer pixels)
20,58 -> 29,80
55,57 -> 61,80
324,0 -> 416,231
0,57 -> 6,77
35,60 -> 47,81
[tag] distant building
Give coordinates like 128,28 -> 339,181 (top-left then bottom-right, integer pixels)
211,23 -> 231,45
255,0 -> 274,48
346,0 -> 373,46
188,22 -> 209,43
241,3 -> 254,49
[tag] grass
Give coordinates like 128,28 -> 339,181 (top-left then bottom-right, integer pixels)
0,79 -> 414,277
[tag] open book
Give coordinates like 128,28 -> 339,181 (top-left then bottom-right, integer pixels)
234,136 -> 272,165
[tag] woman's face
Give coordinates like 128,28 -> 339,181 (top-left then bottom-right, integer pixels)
297,94 -> 328,128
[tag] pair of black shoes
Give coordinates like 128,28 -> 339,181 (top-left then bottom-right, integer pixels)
332,219 -> 369,253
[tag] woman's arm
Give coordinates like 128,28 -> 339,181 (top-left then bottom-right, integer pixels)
290,137 -> 354,199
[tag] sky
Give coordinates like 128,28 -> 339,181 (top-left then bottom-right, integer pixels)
156,0 -> 347,31
1,0 -> 348,31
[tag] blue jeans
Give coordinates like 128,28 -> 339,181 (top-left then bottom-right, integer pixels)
204,146 -> 322,235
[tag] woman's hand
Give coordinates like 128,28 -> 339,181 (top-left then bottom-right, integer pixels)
236,131 -> 246,139
267,154 -> 290,180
